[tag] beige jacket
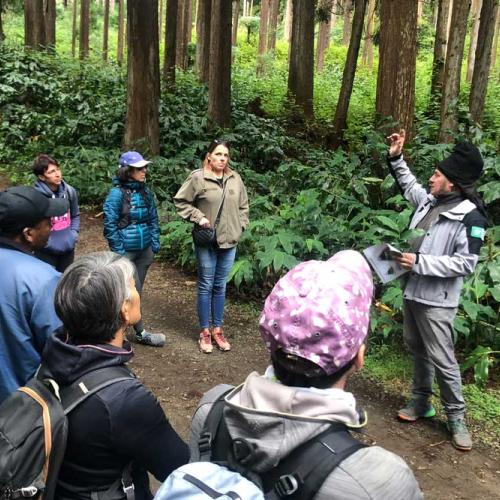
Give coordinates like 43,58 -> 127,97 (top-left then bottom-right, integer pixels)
174,167 -> 249,249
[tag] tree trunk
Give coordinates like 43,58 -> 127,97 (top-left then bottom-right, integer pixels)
117,0 -> 125,65
417,0 -> 424,23
186,0 -> 193,46
196,0 -> 211,83
439,0 -> 471,142
430,0 -> 452,101
45,0 -> 56,51
361,0 -> 375,67
103,0 -> 110,60
79,0 -> 90,59
232,0 -> 240,46
466,0 -> 482,83
492,6 -> 500,71
331,0 -> 367,146
72,0 -> 78,56
159,0 -> 164,45
0,0 -> 4,43
164,0 -> 178,85
256,0 -> 270,75
124,0 -> 160,155
288,0 -> 315,119
376,0 -> 418,139
267,0 -> 279,51
284,0 -> 292,41
316,1 -> 332,73
469,0 -> 498,123
208,0 -> 232,127
25,0 -> 46,49
176,0 -> 190,69
342,0 -> 353,45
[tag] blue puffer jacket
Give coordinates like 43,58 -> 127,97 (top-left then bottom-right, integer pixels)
103,178 -> 160,255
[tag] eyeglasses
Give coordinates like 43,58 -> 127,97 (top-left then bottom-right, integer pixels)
134,166 -> 148,171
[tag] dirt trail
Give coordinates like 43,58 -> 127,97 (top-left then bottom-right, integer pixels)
78,210 -> 500,500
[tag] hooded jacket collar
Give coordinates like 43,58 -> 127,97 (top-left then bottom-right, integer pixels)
112,176 -> 144,191
34,179 -> 68,198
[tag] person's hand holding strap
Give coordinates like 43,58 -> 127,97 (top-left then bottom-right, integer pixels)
198,217 -> 210,228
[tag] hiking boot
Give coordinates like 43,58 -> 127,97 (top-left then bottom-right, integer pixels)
397,400 -> 436,422
448,419 -> 472,451
199,329 -> 213,354
135,330 -> 166,347
212,328 -> 231,351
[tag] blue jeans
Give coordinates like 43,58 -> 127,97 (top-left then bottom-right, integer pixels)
195,245 -> 237,329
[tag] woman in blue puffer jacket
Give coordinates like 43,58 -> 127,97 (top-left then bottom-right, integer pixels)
103,151 -> 165,348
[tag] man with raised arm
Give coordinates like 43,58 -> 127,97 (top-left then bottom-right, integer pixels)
386,130 -> 488,451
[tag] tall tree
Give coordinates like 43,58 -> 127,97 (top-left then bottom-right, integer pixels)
267,0 -> 279,51
376,0 -> 418,138
492,7 -> 500,70
430,0 -> 452,102
124,0 -> 160,154
176,0 -> 191,69
196,0 -> 211,82
439,0 -> 471,142
469,0 -> 499,123
284,0 -> 292,41
342,0 -> 353,45
72,0 -> 78,56
164,0 -> 178,85
362,0 -> 376,67
288,0 -> 316,118
466,0 -> 482,83
316,0 -> 333,72
24,0 -> 46,50
103,0 -> 110,61
331,0 -> 367,146
79,0 -> 90,59
0,0 -> 5,43
45,0 -> 56,51
117,0 -> 125,65
208,0 -> 232,127
232,0 -> 240,45
256,0 -> 270,74
159,0 -> 164,43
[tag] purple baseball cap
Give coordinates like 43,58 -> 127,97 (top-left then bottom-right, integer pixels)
118,151 -> 151,168
259,250 -> 373,375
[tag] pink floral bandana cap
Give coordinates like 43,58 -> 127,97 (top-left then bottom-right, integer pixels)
259,250 -> 373,375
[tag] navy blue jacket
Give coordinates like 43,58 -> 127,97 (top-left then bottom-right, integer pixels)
103,178 -> 160,255
40,331 -> 189,500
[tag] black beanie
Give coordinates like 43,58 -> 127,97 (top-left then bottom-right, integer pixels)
437,142 -> 483,186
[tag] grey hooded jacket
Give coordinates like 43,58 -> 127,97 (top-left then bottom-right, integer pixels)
388,156 -> 487,308
190,372 -> 423,500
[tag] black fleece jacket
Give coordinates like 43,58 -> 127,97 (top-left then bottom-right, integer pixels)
40,330 -> 189,500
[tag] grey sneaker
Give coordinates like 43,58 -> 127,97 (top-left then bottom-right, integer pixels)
135,330 -> 166,347
397,400 -> 436,422
448,419 -> 472,451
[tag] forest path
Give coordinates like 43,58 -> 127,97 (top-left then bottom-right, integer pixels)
78,209 -> 499,500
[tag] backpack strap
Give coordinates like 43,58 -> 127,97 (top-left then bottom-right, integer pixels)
117,187 -> 132,229
262,424 -> 367,500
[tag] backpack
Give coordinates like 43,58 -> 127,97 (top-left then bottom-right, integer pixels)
0,366 -> 135,500
155,389 -> 368,500
117,186 -> 152,229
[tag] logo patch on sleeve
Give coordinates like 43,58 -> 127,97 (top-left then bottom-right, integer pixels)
470,226 -> 485,240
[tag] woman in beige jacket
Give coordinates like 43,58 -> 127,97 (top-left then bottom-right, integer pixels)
174,140 -> 249,353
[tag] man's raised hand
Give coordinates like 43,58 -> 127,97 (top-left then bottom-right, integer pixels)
387,129 -> 406,157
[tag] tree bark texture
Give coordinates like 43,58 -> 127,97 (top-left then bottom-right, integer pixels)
45,0 -> 56,51
0,0 -> 4,43
332,0 -> 367,145
117,0 -> 125,65
466,0 -> 482,83
316,3 -> 332,73
342,0 -> 353,45
159,0 -> 163,44
24,0 -> 46,49
469,0 -> 498,123
125,0 -> 160,155
72,0 -> 78,56
196,0 -> 211,83
492,7 -> 500,70
288,0 -> 315,119
257,0 -> 270,74
430,0 -> 452,100
375,0 -> 418,138
362,0 -> 375,67
284,0 -> 292,41
208,0 -> 232,127
267,0 -> 279,50
164,0 -> 178,85
232,0 -> 240,45
79,0 -> 90,59
176,0 -> 190,69
103,0 -> 110,60
439,0 -> 471,142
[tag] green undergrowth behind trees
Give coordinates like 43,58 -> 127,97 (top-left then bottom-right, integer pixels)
0,41 -> 498,392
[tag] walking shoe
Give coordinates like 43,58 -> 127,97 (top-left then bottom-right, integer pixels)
135,330 -> 166,347
397,400 -> 436,422
448,419 -> 472,451
212,328 -> 231,351
199,329 -> 213,354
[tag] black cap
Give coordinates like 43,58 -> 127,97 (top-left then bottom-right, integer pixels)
437,142 -> 484,186
0,186 -> 69,234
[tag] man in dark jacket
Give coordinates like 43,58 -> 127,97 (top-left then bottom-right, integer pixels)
0,186 -> 68,403
387,131 -> 488,451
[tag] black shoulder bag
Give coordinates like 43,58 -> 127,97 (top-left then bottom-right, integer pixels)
192,182 -> 226,248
